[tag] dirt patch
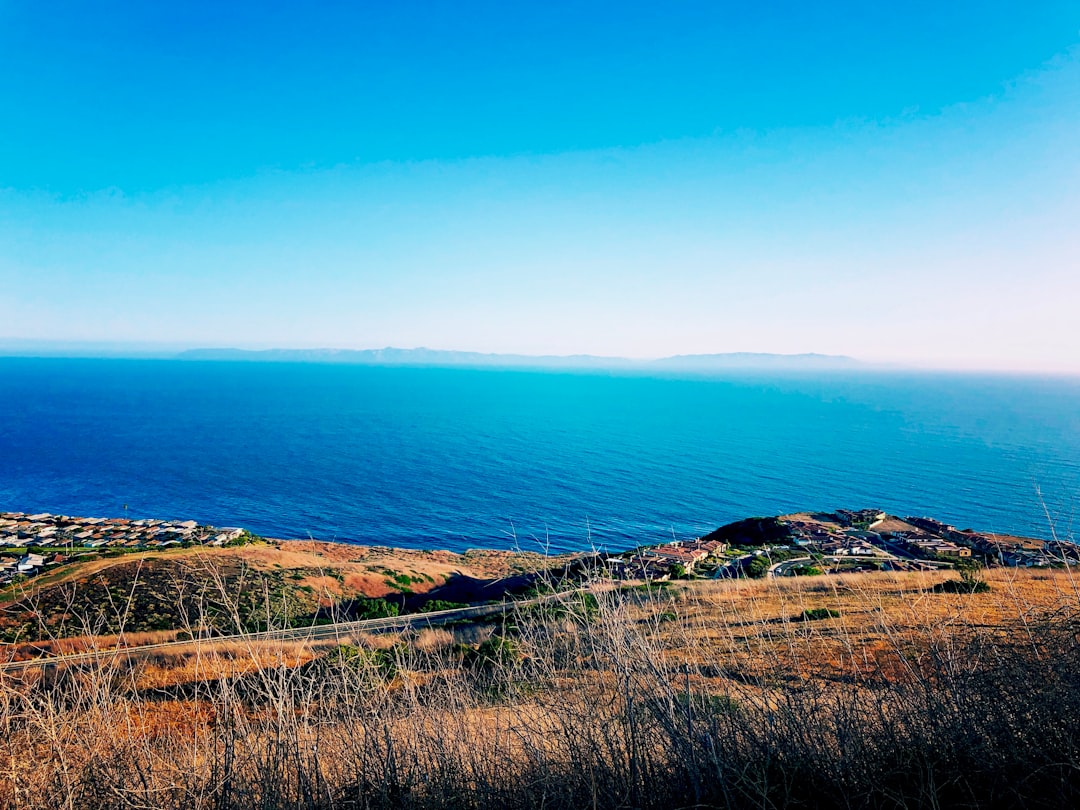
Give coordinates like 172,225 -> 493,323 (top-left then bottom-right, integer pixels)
871,516 -> 920,534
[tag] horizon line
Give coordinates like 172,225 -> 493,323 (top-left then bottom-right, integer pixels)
1,339 -> 1079,378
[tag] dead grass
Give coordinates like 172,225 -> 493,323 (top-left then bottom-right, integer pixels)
413,628 -> 455,652
1,566 -> 1078,809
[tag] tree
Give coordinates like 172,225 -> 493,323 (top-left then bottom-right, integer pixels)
746,556 -> 770,579
956,558 -> 985,586
934,558 -> 990,593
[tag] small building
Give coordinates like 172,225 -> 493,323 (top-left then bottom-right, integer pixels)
17,553 -> 46,573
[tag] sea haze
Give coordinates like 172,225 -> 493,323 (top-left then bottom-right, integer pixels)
0,358 -> 1077,553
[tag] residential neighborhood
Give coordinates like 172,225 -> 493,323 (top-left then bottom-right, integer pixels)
605,536 -> 730,580
3,506 -> 1074,589
0,511 -> 250,583
603,508 -> 1076,582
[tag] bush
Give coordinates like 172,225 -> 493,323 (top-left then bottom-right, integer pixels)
418,599 -> 469,613
934,559 -> 991,593
795,607 -> 841,621
933,578 -> 992,594
746,556 -> 771,578
326,643 -> 398,679
348,598 -> 401,620
468,634 -> 519,670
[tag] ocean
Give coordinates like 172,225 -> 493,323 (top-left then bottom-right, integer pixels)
1,358 -> 1077,553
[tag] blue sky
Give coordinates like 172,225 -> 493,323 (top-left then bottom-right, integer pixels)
2,1 -> 1079,371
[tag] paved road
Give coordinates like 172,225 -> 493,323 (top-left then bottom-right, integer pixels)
0,594 -> 572,673
768,556 -> 813,578
769,553 -> 904,578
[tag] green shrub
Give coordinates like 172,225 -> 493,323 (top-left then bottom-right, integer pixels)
933,560 -> 991,593
419,599 -> 469,613
796,607 -> 841,621
933,579 -> 991,594
469,635 -> 519,670
327,644 -> 398,679
746,556 -> 771,578
350,598 -> 401,620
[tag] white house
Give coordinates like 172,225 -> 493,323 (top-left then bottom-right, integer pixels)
17,553 -> 46,573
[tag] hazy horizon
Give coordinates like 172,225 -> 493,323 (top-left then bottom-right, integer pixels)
2,339 -> 1079,377
3,3 -> 1079,373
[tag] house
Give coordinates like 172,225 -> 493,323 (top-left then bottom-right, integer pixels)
835,509 -> 886,527
604,555 -> 672,581
641,545 -> 707,571
694,539 -> 729,556
906,516 -> 956,536
17,553 -> 46,573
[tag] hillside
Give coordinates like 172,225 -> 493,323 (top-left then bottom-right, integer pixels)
0,539 -> 569,644
2,565 -> 1079,809
2,508 -> 1076,809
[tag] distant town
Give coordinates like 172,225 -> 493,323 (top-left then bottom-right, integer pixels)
0,511 -> 250,583
605,508 -> 1079,581
2,506 -> 1076,589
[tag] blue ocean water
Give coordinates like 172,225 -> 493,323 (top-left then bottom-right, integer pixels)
0,358 -> 1077,553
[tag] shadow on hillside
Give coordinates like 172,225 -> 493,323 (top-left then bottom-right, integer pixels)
304,569 -> 551,624
404,571 -> 539,609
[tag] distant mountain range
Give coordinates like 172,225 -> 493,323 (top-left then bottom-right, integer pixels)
176,347 -> 859,371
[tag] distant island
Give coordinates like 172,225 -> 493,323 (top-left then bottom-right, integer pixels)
176,346 -> 860,371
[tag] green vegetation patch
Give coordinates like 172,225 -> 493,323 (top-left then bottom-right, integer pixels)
702,516 -> 792,546
933,579 -> 991,594
418,599 -> 469,613
795,607 -> 841,622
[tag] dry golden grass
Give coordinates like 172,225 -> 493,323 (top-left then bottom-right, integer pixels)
610,568 -> 1080,681
0,565 -> 1077,809
1,540 -> 571,617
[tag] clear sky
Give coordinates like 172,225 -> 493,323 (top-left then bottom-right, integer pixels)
2,1 -> 1079,372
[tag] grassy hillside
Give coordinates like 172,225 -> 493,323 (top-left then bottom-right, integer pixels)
1,565 -> 1078,808
0,540 -> 566,645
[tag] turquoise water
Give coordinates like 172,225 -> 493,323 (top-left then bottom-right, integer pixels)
0,358 -> 1077,552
